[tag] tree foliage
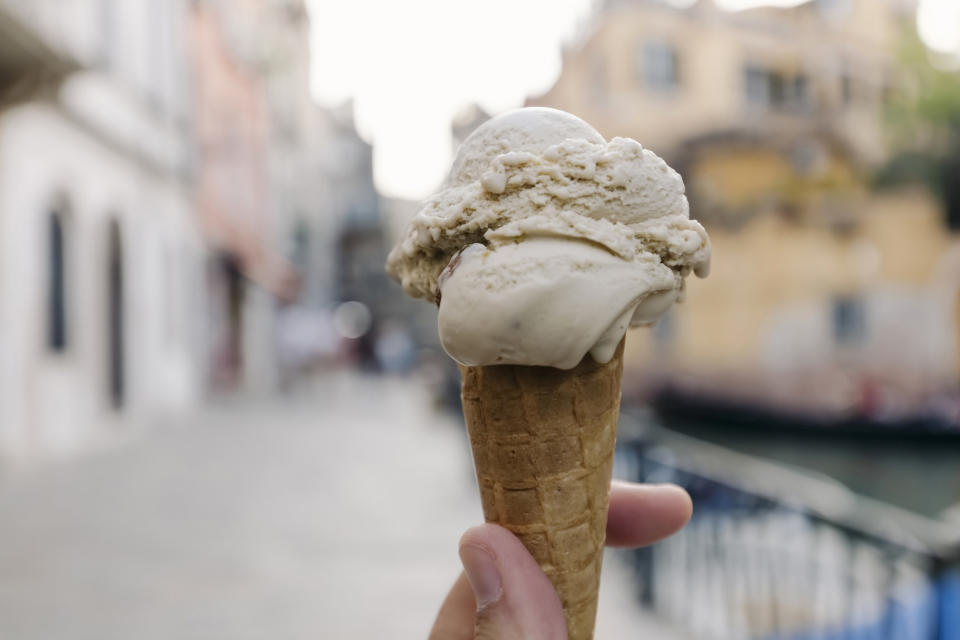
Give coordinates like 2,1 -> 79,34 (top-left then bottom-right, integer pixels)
879,29 -> 960,229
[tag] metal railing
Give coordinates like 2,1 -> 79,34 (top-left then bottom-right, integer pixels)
615,413 -> 960,640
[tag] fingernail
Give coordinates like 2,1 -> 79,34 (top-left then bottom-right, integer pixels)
459,544 -> 502,609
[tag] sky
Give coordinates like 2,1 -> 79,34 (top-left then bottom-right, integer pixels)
309,0 -> 960,201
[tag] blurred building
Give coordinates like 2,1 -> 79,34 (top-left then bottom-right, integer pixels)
331,110 -> 425,371
531,0 -> 907,164
325,104 -> 382,306
0,0 -> 373,462
188,1 -> 293,392
529,0 -> 959,414
195,0 -> 396,379
0,1 -> 204,462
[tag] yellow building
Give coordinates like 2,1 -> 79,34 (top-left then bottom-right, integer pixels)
528,0 -> 957,410
530,0 -> 905,164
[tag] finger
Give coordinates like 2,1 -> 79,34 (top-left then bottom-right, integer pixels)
605,481 -> 692,548
459,524 -> 568,640
428,572 -> 475,640
429,483 -> 691,638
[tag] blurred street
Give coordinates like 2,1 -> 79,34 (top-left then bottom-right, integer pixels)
0,372 -> 684,640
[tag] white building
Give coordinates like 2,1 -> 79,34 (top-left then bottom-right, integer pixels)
0,1 -> 204,463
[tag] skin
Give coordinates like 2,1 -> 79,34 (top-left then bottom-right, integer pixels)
429,481 -> 693,640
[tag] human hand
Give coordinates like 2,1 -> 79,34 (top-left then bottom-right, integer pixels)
429,481 -> 692,640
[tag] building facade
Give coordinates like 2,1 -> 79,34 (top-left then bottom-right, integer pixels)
0,0 -> 395,462
530,0 -> 908,164
529,0 -> 958,412
188,1 -> 287,392
191,0 -> 385,380
0,0 -> 204,462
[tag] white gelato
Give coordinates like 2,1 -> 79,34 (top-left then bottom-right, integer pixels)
386,107 -> 710,369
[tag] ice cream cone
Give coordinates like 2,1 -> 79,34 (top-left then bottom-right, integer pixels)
386,107 -> 710,637
458,339 -> 624,640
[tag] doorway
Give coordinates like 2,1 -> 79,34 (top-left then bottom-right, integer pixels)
107,220 -> 124,409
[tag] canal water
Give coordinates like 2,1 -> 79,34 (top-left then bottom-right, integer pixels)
651,419 -> 960,519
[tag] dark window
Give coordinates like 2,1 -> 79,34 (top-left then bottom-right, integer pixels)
832,295 -> 866,345
745,65 -> 769,107
745,65 -> 811,111
640,42 -> 680,92
108,221 -> 125,408
292,219 -> 310,268
768,72 -> 787,108
48,212 -> 67,351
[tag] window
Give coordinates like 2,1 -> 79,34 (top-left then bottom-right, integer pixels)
108,221 -> 125,408
768,72 -> 787,108
640,41 -> 680,92
48,211 -> 67,351
292,219 -> 310,269
745,65 -> 769,107
832,295 -> 866,345
744,65 -> 811,111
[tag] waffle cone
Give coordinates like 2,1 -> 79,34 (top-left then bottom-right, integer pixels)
458,340 -> 624,640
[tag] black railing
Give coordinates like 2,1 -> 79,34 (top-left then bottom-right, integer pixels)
615,415 -> 960,640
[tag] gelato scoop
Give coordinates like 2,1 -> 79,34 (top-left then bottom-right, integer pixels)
386,107 -> 710,368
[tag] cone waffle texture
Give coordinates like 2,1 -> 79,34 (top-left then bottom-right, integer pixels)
459,340 -> 624,640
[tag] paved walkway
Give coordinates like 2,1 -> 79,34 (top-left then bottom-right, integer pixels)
0,372 -> 686,639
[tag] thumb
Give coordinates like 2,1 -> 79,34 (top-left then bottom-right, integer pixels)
458,524 -> 568,640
